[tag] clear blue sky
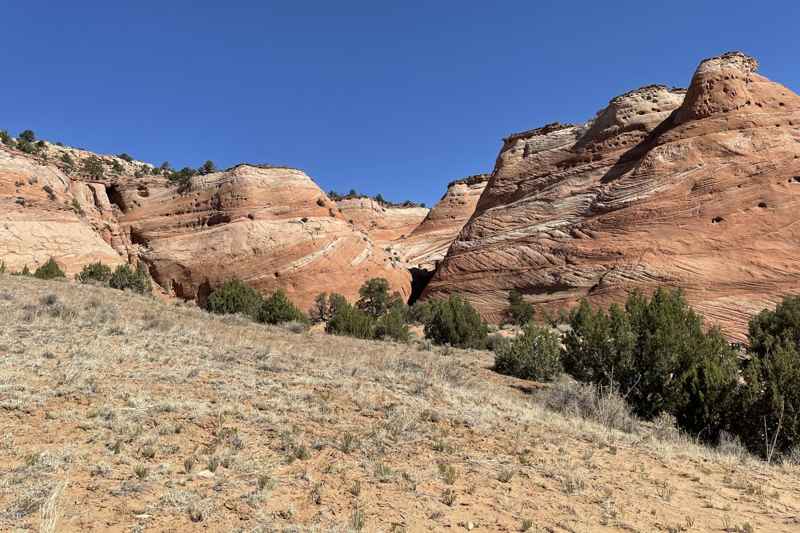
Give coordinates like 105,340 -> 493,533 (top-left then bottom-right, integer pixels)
3,1 -> 799,206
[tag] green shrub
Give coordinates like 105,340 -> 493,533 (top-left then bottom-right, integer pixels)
563,289 -> 739,441
326,301 -> 376,339
409,300 -> 435,324
257,290 -> 307,325
310,292 -> 351,323
33,258 -> 66,280
735,297 -> 800,457
0,130 -> 13,146
77,262 -> 112,284
61,152 -> 75,171
109,264 -> 152,294
18,130 -> 35,143
375,306 -> 410,342
494,323 -> 562,381
562,300 -> 635,388
168,167 -> 196,190
206,279 -> 262,318
15,139 -> 36,154
71,198 -> 84,216
199,160 -> 217,175
83,156 -> 104,179
506,289 -> 535,325
356,278 -> 402,318
111,160 -> 124,173
423,295 -> 488,349
117,153 -> 133,162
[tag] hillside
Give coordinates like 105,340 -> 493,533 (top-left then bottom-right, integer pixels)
2,275 -> 799,531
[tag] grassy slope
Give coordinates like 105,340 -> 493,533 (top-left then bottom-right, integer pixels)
1,275 -> 798,532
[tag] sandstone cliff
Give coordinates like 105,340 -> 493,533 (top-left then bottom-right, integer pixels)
425,52 -> 800,340
0,143 -> 411,309
0,144 -> 129,274
396,174 -> 488,271
335,197 -> 429,244
116,165 -> 411,309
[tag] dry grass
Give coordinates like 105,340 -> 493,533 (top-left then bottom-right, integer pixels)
1,275 -> 799,531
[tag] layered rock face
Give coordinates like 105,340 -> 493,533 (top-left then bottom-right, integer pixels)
335,197 -> 429,244
114,165 -> 411,310
0,144 -> 411,309
0,145 -> 127,274
396,174 -> 488,271
425,52 -> 800,340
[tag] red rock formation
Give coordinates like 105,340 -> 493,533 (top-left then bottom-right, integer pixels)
425,52 -> 800,341
395,174 -> 488,271
0,145 -> 126,274
1,142 -> 411,309
335,197 -> 428,244
114,165 -> 411,310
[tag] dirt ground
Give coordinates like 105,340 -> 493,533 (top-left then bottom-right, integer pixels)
1,275 -> 798,532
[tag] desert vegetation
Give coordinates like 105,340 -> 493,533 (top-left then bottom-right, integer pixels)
493,288 -> 800,463
1,273 -> 798,531
327,188 -> 426,208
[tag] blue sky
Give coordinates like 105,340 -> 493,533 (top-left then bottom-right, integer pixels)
3,1 -> 799,206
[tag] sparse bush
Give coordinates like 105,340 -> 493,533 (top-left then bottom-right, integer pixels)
111,160 -> 124,173
206,279 -> 262,319
18,130 -> 35,143
409,299 -> 435,324
422,295 -> 488,349
168,167 -> 196,190
257,289 -> 307,325
71,198 -> 84,216
33,258 -> 65,280
541,377 -> 640,434
375,306 -> 410,342
0,129 -> 13,146
16,139 -> 36,154
325,301 -> 375,339
60,152 -> 75,171
563,289 -> 740,443
494,323 -> 562,381
199,160 -> 216,175
77,262 -> 112,284
735,297 -> 800,458
356,277 -> 402,318
506,289 -> 535,325
109,263 -> 152,294
117,153 -> 133,162
309,292 -> 330,323
82,156 -> 104,179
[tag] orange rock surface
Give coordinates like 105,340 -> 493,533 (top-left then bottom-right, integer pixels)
425,52 -> 800,340
116,165 -> 411,309
0,144 -> 411,309
396,174 -> 488,271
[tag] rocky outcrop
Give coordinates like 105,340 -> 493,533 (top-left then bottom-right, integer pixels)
0,145 -> 126,274
114,165 -> 411,310
425,52 -> 800,341
395,174 -> 489,271
0,143 -> 411,309
335,197 -> 429,244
